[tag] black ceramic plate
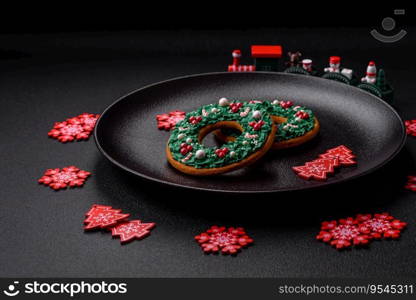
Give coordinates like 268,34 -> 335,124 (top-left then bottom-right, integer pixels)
94,72 -> 405,193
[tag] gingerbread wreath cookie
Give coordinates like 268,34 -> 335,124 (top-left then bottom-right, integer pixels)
166,98 -> 277,175
215,100 -> 319,149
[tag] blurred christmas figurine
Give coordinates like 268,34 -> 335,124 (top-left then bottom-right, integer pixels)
285,51 -> 302,67
361,61 -> 377,84
228,49 -> 255,72
302,59 -> 313,72
322,56 -> 355,85
324,56 -> 341,73
251,45 -> 282,72
357,61 -> 394,104
284,58 -> 317,75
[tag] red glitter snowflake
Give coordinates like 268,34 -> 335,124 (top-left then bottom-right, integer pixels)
317,213 -> 407,250
356,213 -> 407,239
48,113 -> 100,143
316,217 -> 371,249
73,113 -> 100,130
404,175 -> 416,191
405,120 -> 416,136
38,166 -> 91,190
156,110 -> 186,131
195,226 -> 253,255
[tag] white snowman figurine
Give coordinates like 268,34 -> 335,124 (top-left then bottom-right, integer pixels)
324,56 -> 353,80
324,56 -> 341,73
361,61 -> 377,84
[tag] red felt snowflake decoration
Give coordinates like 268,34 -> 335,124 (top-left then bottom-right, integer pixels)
74,113 -> 100,130
111,220 -> 156,243
38,166 -> 91,190
195,226 -> 253,255
404,175 -> 416,191
405,120 -> 416,136
316,217 -> 371,249
317,213 -> 407,250
356,213 -> 407,239
48,113 -> 100,143
156,110 -> 186,131
292,158 -> 338,181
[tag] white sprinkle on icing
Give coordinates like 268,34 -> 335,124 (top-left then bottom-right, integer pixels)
195,149 -> 206,159
219,97 -> 229,106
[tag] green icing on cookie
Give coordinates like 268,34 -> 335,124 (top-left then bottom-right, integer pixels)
220,100 -> 316,142
168,100 -> 274,169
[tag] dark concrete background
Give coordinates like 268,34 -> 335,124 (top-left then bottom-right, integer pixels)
0,28 -> 415,277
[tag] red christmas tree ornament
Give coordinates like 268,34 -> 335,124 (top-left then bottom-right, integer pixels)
292,158 -> 338,181
85,204 -> 119,216
405,120 -> 416,136
316,217 -> 371,249
156,110 -> 186,131
38,166 -> 91,190
48,113 -> 100,143
84,206 -> 130,230
111,220 -> 156,244
319,145 -> 356,166
195,226 -> 254,255
356,213 -> 407,239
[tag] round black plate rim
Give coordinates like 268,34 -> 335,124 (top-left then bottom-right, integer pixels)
94,71 -> 406,194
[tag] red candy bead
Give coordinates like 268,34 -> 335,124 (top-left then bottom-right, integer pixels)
215,147 -> 229,158
280,101 -> 294,109
189,116 -> 202,124
295,111 -> 310,120
249,120 -> 265,131
229,102 -> 243,113
180,143 -> 193,155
